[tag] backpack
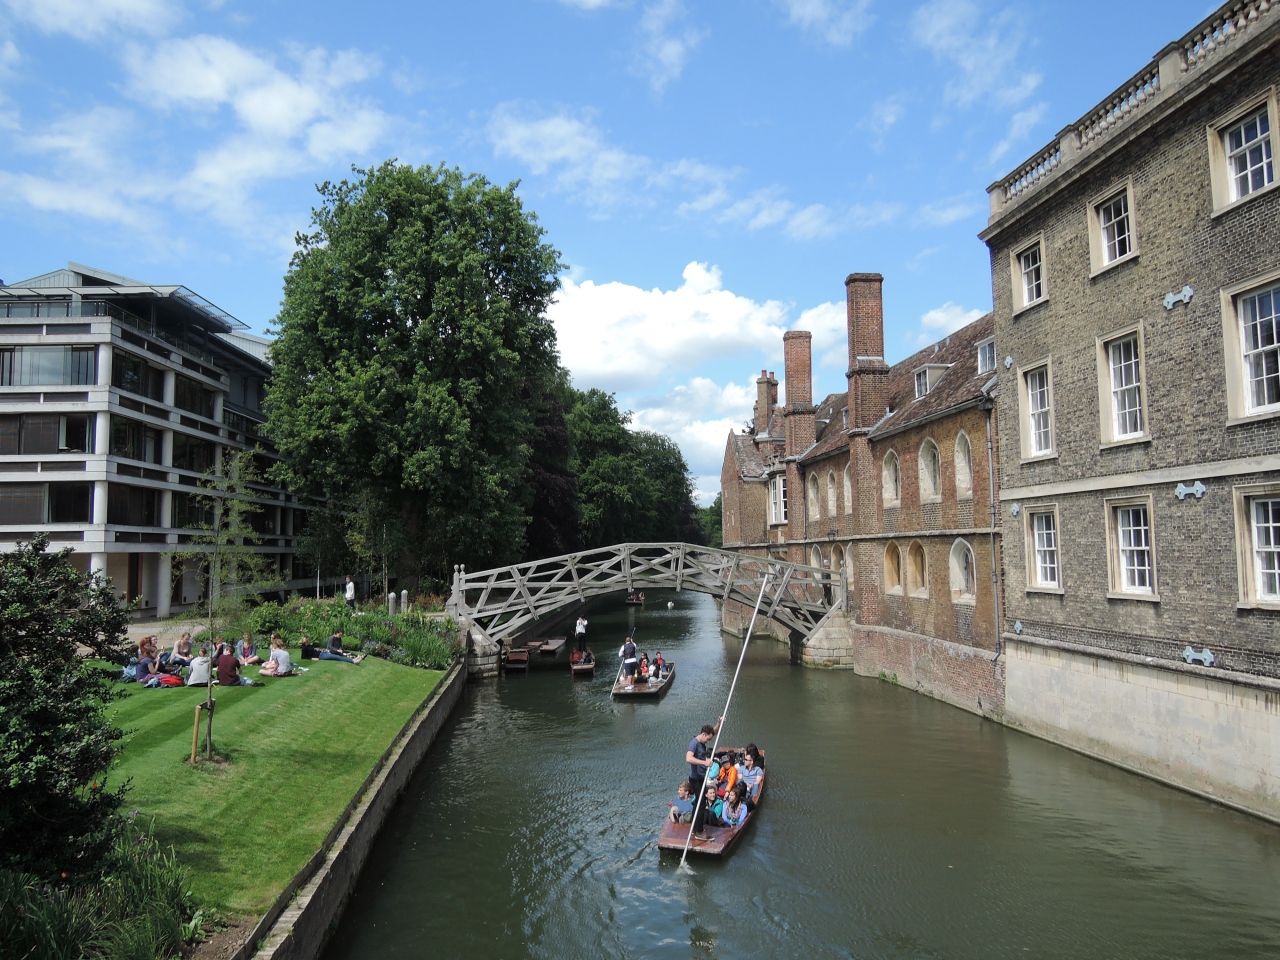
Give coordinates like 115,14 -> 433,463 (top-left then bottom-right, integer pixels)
159,675 -> 183,687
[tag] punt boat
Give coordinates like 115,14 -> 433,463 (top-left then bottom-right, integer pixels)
656,748 -> 764,857
570,649 -> 595,677
611,663 -> 675,698
502,648 -> 529,672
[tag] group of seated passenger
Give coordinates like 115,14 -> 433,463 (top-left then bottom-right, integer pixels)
626,591 -> 647,602
636,651 -> 669,682
129,625 -> 364,688
668,744 -> 765,837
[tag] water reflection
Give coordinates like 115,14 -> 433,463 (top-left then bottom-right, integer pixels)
324,591 -> 1280,960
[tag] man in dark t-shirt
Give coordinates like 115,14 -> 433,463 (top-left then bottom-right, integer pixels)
216,644 -> 245,686
685,715 -> 725,796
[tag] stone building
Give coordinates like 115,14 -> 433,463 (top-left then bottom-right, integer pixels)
721,273 -> 1004,715
0,263 -> 308,616
981,0 -> 1280,819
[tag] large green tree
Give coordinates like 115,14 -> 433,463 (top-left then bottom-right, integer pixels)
267,162 -> 563,580
0,537 -> 131,880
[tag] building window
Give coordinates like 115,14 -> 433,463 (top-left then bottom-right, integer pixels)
0,413 -> 94,455
906,542 -> 928,597
954,432 -> 973,499
884,542 -> 902,594
1106,497 -> 1157,598
882,451 -> 900,507
110,416 -> 162,464
1098,192 -> 1131,264
949,539 -> 976,602
915,369 -> 929,399
807,473 -> 820,519
0,345 -> 97,386
918,439 -> 940,502
47,482 -> 91,523
1252,498 -> 1280,600
826,469 -> 838,517
977,338 -> 996,375
112,350 -> 164,401
1020,363 -> 1054,458
1239,283 -> 1280,414
1227,107 -> 1274,201
1020,244 -> 1043,305
0,483 -> 45,524
175,374 -> 216,419
843,463 -> 852,515
769,474 -> 788,525
172,433 -> 217,474
107,483 -> 160,527
1097,330 -> 1147,443
1027,508 -> 1060,590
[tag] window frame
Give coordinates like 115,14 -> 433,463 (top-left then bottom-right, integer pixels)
1009,234 -> 1048,314
843,462 -> 853,515
954,431 -> 973,499
1104,494 -> 1159,602
906,541 -> 929,598
1207,89 -> 1280,215
976,337 -> 996,376
881,450 -> 900,508
807,472 -> 821,520
914,369 -> 929,399
768,473 -> 789,526
1232,481 -> 1280,609
1220,268 -> 1280,424
883,542 -> 903,595
1095,323 -> 1151,447
918,438 -> 941,504
1086,178 -> 1140,277
1023,504 -> 1064,594
1016,357 -> 1057,462
948,538 -> 977,604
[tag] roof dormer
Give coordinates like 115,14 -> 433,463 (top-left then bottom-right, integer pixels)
913,363 -> 952,399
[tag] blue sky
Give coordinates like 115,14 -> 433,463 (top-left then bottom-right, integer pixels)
0,0 -> 1211,500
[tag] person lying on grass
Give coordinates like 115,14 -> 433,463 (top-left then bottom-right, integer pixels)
237,632 -> 264,666
258,633 -> 294,677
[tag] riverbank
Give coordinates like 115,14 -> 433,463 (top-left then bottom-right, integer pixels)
108,655 -> 446,918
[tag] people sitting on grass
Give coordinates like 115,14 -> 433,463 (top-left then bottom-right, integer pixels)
167,631 -> 194,669
136,639 -> 162,684
236,632 -> 264,666
186,646 -> 212,686
668,781 -> 695,823
217,642 -> 256,686
258,633 -> 294,677
320,629 -> 362,664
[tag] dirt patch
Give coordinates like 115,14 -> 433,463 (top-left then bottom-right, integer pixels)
188,917 -> 253,960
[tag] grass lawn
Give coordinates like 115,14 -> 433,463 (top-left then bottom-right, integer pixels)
107,653 -> 445,918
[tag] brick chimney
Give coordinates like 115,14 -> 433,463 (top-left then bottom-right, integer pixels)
782,330 -> 816,456
845,273 -> 889,431
753,369 -> 777,438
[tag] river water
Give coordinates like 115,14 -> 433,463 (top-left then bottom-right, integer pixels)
323,590 -> 1280,960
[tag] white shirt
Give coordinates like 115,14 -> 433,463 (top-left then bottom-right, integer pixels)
345,580 -> 356,601
186,656 -> 211,685
575,618 -> 587,635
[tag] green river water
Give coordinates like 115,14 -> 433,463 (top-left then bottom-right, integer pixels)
323,590 -> 1280,959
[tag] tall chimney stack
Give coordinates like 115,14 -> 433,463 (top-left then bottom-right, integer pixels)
782,330 -> 816,456
753,369 -> 776,438
845,273 -> 889,430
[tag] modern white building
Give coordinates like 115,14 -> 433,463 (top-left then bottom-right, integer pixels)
0,263 -> 308,616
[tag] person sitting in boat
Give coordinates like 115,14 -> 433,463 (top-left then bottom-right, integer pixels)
637,653 -> 650,680
619,636 -> 638,689
735,750 -> 764,802
668,781 -> 695,823
652,651 -> 665,676
721,783 -> 750,828
692,783 -> 725,838
745,743 -> 764,770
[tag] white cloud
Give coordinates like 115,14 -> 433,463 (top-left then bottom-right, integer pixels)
916,301 -> 984,344
989,102 -> 1047,164
635,0 -> 705,93
549,261 -> 790,391
786,203 -> 840,240
0,0 -> 180,39
778,0 -> 871,45
910,0 -> 1040,108
914,194 -> 982,227
798,301 -> 846,370
632,377 -> 754,476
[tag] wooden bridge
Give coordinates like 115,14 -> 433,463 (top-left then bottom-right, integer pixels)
447,542 -> 846,646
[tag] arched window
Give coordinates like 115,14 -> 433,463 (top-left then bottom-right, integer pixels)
843,463 -> 853,514
810,544 -> 824,568
955,432 -> 973,499
808,473 -> 820,519
949,539 -> 977,602
918,439 -> 941,503
884,542 -> 902,594
832,544 -> 845,571
882,450 -> 900,507
907,541 -> 928,596
826,469 -> 838,516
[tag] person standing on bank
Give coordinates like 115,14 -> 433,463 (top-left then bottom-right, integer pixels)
575,615 -> 588,654
685,716 -> 726,797
345,575 -> 356,611
618,635 -> 638,689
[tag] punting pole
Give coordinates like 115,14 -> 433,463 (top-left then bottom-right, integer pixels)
679,570 -> 771,871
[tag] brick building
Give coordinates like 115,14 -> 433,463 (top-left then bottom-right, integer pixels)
980,0 -> 1280,819
722,274 -> 1005,712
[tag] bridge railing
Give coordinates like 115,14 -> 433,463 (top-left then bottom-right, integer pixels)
449,542 -> 846,643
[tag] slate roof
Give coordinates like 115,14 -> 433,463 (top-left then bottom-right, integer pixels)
727,431 -> 783,480
798,392 -> 850,463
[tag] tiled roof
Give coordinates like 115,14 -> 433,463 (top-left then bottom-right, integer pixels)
727,432 -> 782,480
869,313 -> 994,439
798,392 -> 850,463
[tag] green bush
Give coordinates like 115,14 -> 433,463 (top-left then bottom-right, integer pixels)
0,821 -> 197,960
350,614 -> 460,670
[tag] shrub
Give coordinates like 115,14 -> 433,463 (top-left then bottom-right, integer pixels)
349,615 -> 460,670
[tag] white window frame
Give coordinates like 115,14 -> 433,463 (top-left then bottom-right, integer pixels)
1017,358 -> 1056,461
1095,324 -> 1150,446
1009,235 -> 1047,313
1208,89 -> 1280,215
976,337 -> 996,376
918,439 -> 941,504
768,474 -> 788,525
1221,268 -> 1280,424
1232,481 -> 1280,609
1024,504 -> 1063,593
1104,495 -> 1159,601
948,538 -> 977,604
881,450 -> 900,508
1087,179 -> 1139,276
915,369 -> 929,399
954,431 -> 973,499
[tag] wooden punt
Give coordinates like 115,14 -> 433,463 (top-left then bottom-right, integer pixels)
611,663 -> 675,698
502,648 -> 529,672
624,598 -> 645,606
570,650 -> 595,677
538,636 -> 566,656
656,748 -> 764,857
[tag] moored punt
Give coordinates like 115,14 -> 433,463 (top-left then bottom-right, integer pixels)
502,648 -> 530,672
656,748 -> 764,857
538,636 -> 566,656
611,663 -> 675,698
